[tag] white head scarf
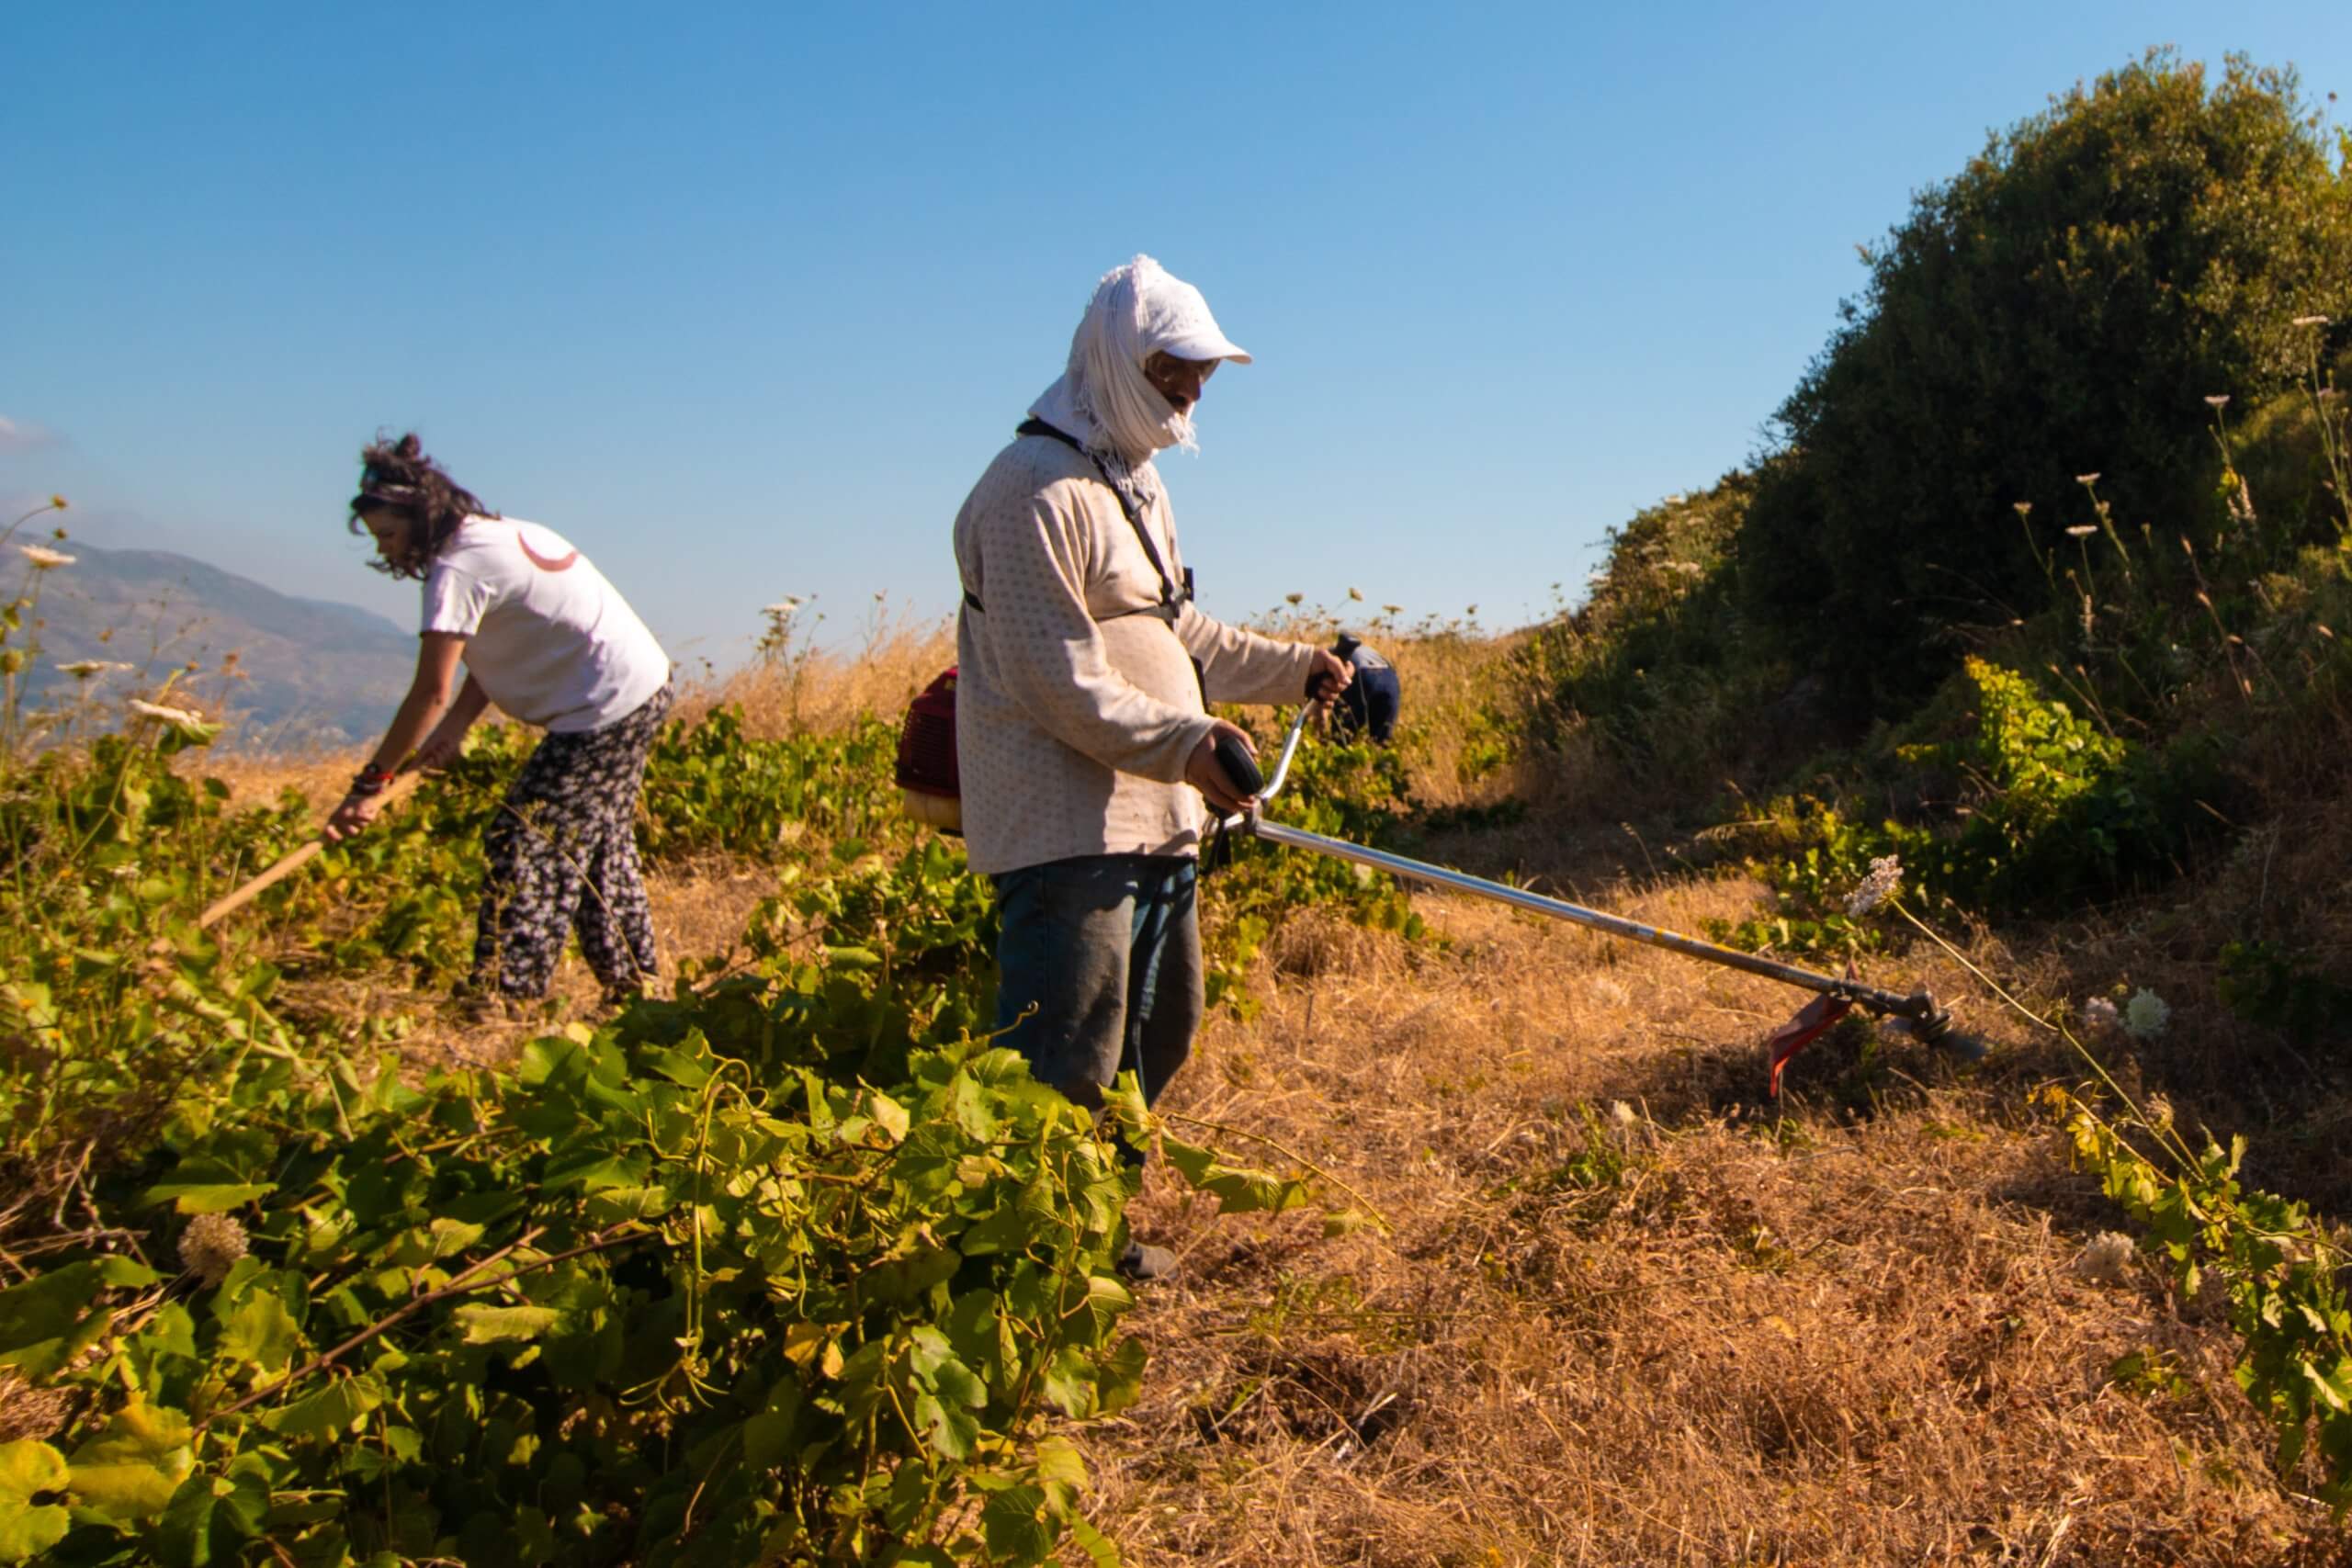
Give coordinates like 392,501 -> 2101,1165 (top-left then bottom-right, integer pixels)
1029,255 -> 1250,502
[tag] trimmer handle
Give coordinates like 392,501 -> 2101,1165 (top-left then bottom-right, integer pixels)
1311,632 -> 1362,701
1213,731 -> 1265,797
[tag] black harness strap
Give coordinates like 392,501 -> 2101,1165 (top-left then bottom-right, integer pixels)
964,419 -> 1194,615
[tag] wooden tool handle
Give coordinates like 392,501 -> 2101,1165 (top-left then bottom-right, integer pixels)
197,771 -> 424,930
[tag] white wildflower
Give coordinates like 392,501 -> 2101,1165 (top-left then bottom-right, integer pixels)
57,660 -> 131,679
2065,525 -> 2098,537
1284,592 -> 1305,606
1844,854 -> 1903,917
2075,473 -> 2102,486
1609,1100 -> 1637,1129
2081,996 -> 2120,1033
2204,395 -> 2231,409
178,1213 -> 249,1287
761,597 -> 803,618
19,544 -> 74,570
2074,1230 -> 2137,1287
1382,604 -> 1403,615
1347,586 -> 1364,602
1587,976 -> 1630,1009
2012,502 -> 2033,518
2291,315 -> 2331,328
2123,988 -> 2171,1040
128,698 -> 205,728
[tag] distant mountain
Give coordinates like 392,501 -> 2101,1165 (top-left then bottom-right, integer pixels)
18,542 -> 416,748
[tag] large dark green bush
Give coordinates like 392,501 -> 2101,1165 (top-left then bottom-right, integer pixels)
1743,50 -> 2352,704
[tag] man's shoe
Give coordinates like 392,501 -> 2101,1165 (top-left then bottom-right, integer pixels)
1114,1241 -> 1178,1283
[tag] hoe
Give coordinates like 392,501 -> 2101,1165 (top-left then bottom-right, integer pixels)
1213,707 -> 1988,1095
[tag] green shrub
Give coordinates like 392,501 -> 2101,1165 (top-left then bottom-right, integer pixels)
2063,1092 -> 2352,1513
1715,658 -> 2217,952
2217,939 -> 2352,1043
1,1024 -> 1146,1566
1744,50 -> 2352,705
639,707 -> 905,862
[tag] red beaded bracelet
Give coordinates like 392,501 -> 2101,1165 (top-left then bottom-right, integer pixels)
348,766 -> 396,797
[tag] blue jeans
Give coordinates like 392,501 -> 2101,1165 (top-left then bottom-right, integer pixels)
990,854 -> 1204,1115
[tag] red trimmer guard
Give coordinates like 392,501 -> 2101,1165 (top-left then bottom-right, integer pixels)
1763,960 -> 1860,1099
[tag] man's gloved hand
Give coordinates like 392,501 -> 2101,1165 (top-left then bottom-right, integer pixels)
1186,719 -> 1261,814
1324,633 -> 1401,742
1305,648 -> 1354,713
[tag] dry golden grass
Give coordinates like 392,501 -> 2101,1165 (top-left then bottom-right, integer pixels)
193,750 -> 369,810
681,609 -> 956,739
1091,879 -> 2341,1565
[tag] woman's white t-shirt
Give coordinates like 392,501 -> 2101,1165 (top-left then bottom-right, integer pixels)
419,516 -> 669,733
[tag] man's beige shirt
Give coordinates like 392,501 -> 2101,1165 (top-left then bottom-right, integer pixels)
952,432 -> 1319,876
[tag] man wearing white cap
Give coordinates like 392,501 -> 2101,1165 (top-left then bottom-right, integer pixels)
952,255 -> 1350,1280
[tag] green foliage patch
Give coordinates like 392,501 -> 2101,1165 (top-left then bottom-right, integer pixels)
1711,657 -> 2213,956
4,1020 -> 1150,1564
2062,1089 -> 2352,1512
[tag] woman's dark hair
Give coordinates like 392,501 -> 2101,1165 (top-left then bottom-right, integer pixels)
347,433 -> 498,580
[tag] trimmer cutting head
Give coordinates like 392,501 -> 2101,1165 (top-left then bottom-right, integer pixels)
1880,989 -> 1990,1063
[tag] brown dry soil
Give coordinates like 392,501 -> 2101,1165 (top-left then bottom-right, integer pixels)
1095,879 -> 2348,1567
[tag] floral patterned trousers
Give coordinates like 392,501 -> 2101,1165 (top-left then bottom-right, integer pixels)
471,680 -> 673,1000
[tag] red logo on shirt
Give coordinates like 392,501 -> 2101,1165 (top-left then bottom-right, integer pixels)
518,534 -> 581,573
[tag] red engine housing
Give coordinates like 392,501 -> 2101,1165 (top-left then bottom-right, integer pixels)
895,666 -> 960,799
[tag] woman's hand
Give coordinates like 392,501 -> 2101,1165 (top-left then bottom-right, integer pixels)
322,791 -> 386,843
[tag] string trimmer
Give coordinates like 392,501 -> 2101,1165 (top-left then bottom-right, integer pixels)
1213,709 -> 1987,1096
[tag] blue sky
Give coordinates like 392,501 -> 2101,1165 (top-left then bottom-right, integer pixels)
6,2 -> 2346,672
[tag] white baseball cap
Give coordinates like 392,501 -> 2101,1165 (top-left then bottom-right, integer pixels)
1134,258 -> 1252,364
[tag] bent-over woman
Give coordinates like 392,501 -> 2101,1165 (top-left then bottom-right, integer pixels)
324,433 -> 673,1016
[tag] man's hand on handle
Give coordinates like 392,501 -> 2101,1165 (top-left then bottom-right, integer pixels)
1186,719 -> 1261,815
1306,648 -> 1354,714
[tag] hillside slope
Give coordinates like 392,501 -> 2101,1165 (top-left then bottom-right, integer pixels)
22,540 -> 413,745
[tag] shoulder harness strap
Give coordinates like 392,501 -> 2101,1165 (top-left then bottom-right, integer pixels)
966,420 -> 1193,616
